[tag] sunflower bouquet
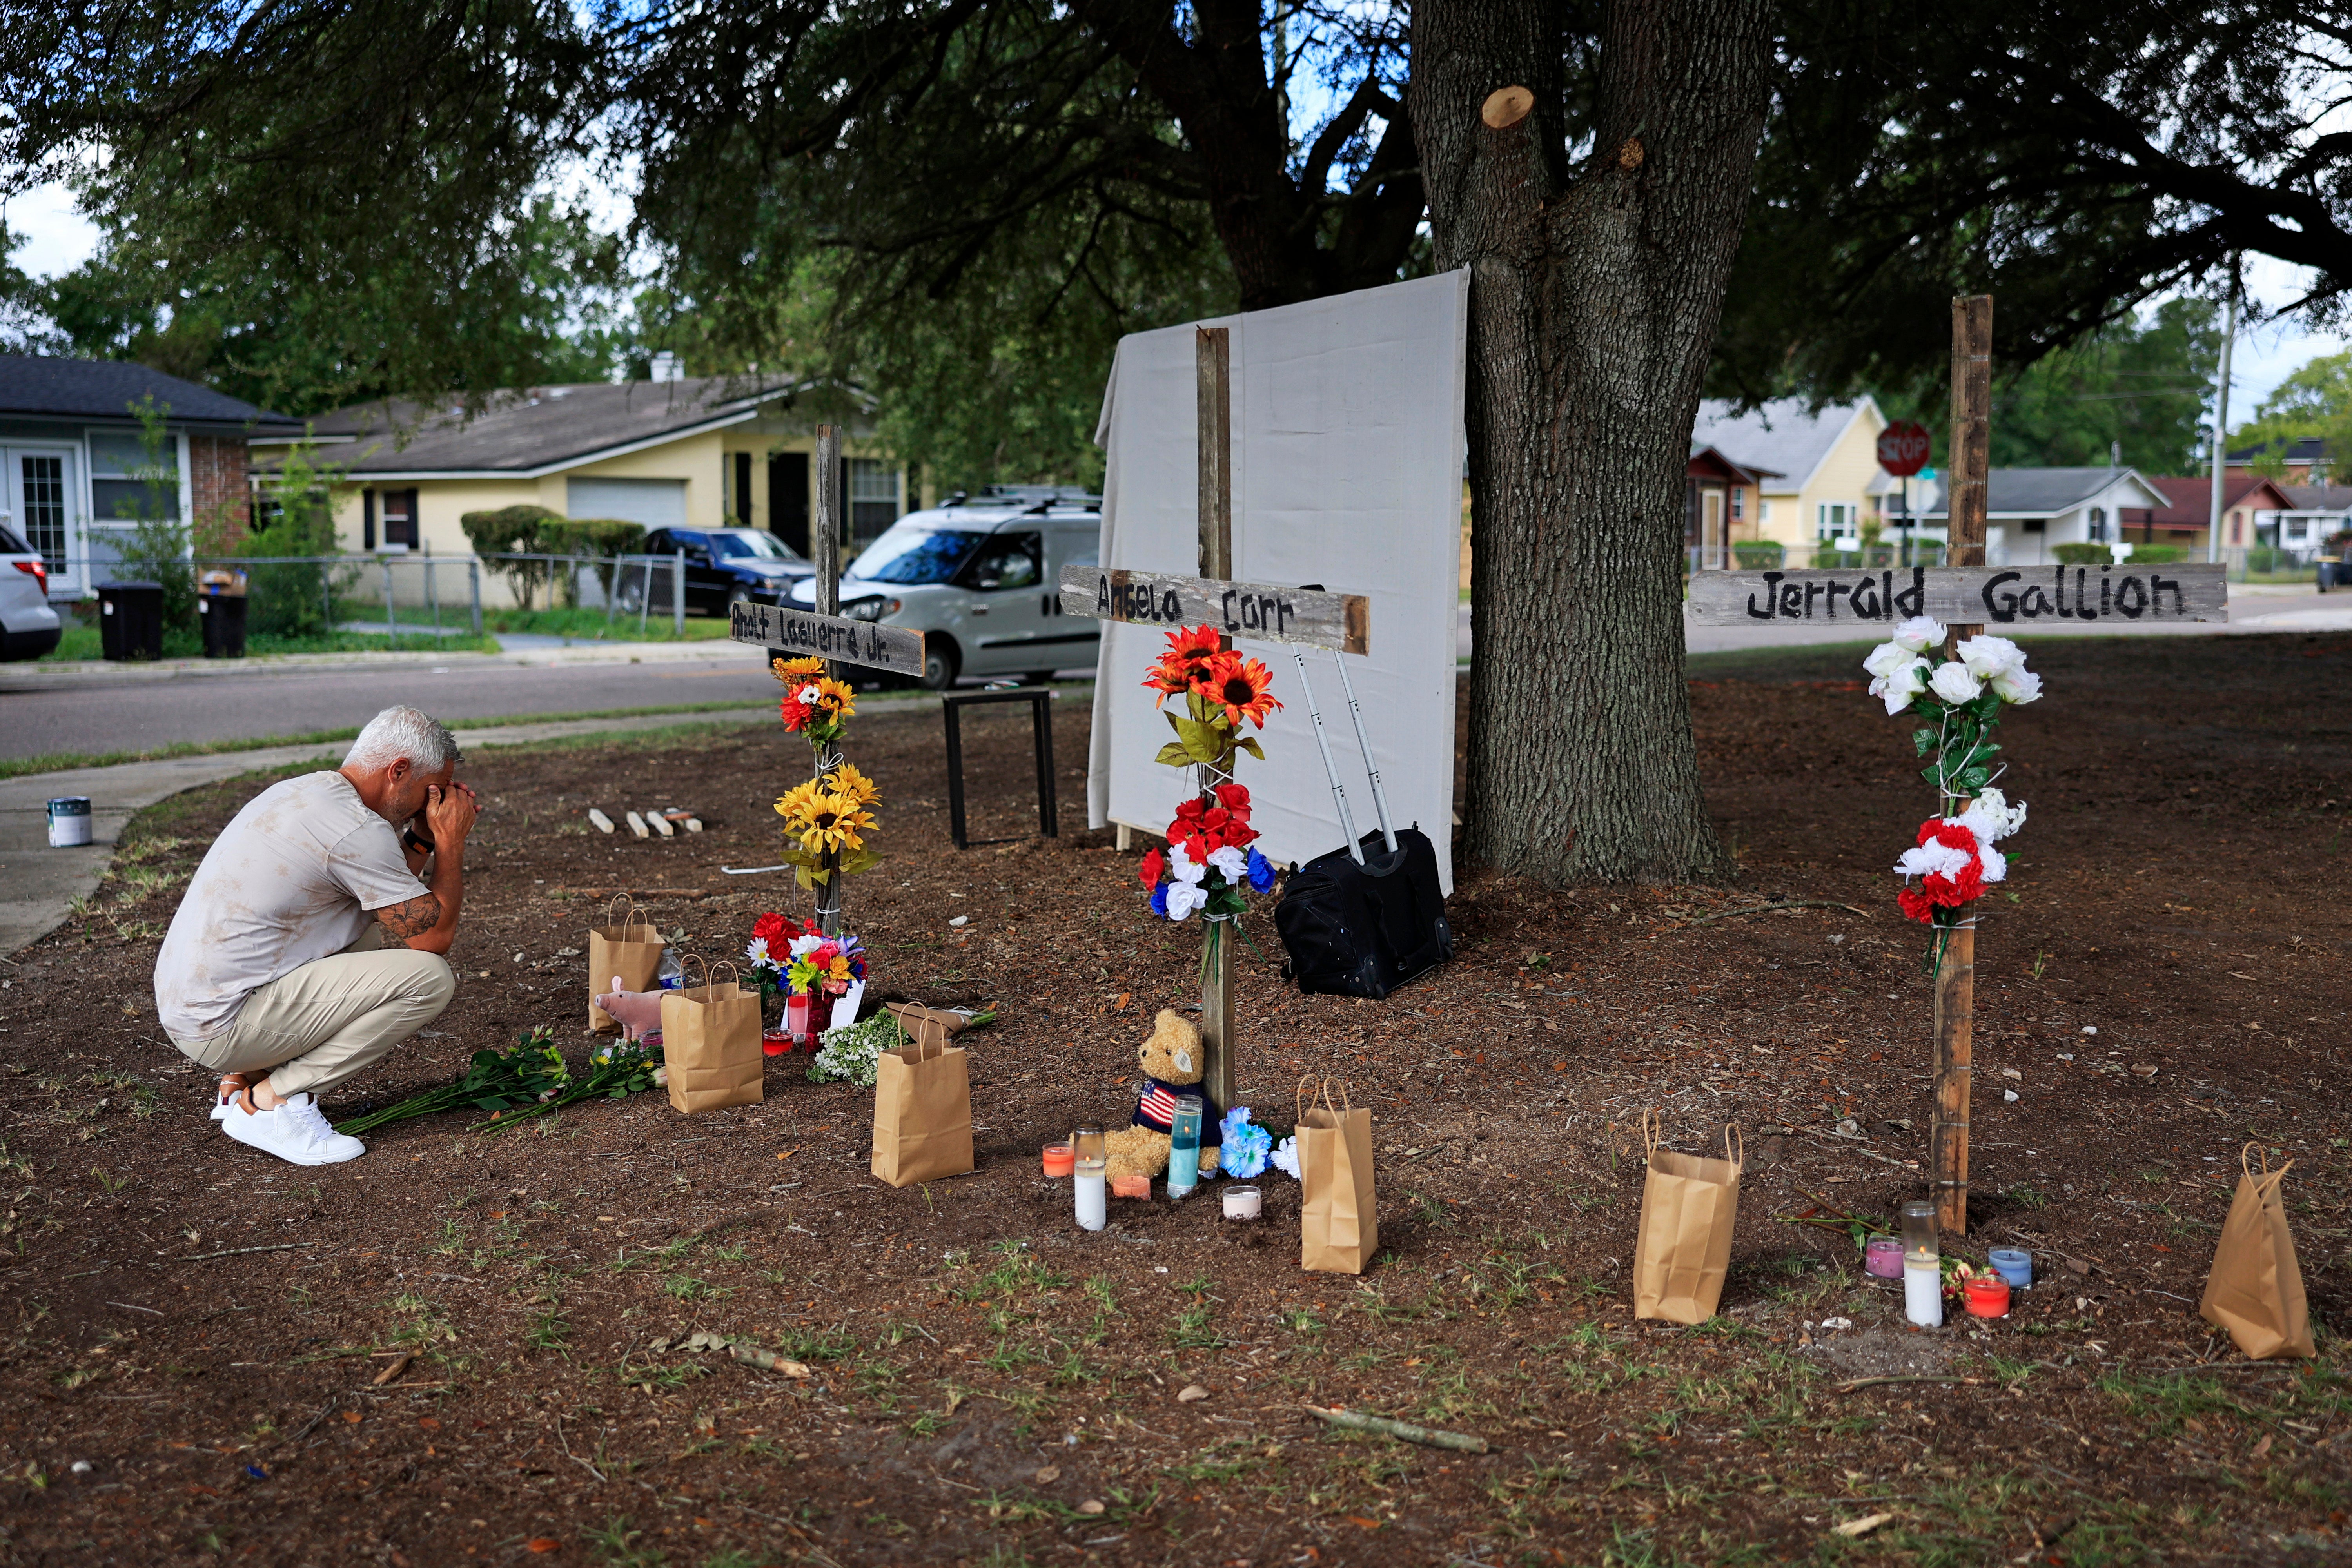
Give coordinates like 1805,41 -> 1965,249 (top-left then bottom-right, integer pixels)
769,658 -> 884,895
1138,624 -> 1281,976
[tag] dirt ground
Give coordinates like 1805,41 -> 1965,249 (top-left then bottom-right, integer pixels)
3,633 -> 2350,1568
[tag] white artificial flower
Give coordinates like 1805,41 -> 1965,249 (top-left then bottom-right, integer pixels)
1167,842 -> 1207,885
1958,788 -> 2028,843
1989,664 -> 2043,704
1208,845 -> 1249,883
1976,843 -> 2008,884
1956,633 -> 2027,682
1165,882 -> 1207,921
1869,657 -> 1929,716
1271,1135 -> 1301,1180
744,937 -> 773,967
789,933 -> 825,958
1862,640 -> 1916,680
796,684 -> 822,704
1928,661 -> 1983,704
1892,614 -> 1948,654
1895,837 -> 1976,880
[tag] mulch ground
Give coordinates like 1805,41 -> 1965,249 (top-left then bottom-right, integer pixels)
2,632 -> 2350,1567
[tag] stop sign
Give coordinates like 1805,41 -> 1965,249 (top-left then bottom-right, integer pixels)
1877,421 -> 1931,477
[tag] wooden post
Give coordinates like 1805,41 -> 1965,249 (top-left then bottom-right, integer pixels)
1196,326 -> 1237,1117
812,423 -> 845,939
1933,294 -> 1992,1235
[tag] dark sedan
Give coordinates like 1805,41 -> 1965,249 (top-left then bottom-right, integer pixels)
619,527 -> 815,615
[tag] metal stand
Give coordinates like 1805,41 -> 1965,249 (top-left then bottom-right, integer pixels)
942,688 -> 1058,850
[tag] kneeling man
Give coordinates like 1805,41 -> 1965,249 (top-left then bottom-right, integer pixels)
154,705 -> 477,1164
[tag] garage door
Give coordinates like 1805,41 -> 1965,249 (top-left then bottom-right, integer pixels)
567,477 -> 688,530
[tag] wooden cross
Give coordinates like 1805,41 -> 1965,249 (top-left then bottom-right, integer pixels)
1682,297 -> 2233,1235
1056,326 -> 1372,1114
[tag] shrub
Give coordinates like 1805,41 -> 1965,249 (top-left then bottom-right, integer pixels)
2245,545 -> 2294,574
2053,543 -> 2112,567
1731,541 -> 1785,569
2125,543 -> 2188,564
539,517 -> 647,606
460,504 -> 564,608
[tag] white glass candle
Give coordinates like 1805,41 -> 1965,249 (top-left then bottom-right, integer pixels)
1074,1172 -> 1107,1231
1222,1185 -> 1261,1221
1904,1261 -> 1943,1327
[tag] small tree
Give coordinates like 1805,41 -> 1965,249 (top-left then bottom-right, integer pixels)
242,437 -> 350,637
539,516 -> 646,607
110,397 -> 198,636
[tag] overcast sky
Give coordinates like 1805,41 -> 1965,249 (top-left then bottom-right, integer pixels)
5,177 -> 2344,426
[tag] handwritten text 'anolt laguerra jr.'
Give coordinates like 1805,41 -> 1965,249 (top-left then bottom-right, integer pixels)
1684,564 -> 2229,626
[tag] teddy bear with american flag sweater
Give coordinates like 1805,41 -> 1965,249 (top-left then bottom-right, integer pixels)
1102,1009 -> 1223,1183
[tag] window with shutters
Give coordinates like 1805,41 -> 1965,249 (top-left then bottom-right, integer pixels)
848,458 -> 901,539
381,489 -> 419,549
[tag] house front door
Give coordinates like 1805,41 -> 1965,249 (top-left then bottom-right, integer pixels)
0,447 -> 81,599
1702,488 -> 1725,570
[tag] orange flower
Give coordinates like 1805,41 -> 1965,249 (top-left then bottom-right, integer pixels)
1201,651 -> 1281,728
1143,625 -> 1225,706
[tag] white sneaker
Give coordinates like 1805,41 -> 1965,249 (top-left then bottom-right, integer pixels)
219,1093 -> 367,1165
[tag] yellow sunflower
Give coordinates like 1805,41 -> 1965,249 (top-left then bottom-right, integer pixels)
788,790 -> 878,855
773,778 -> 822,823
771,655 -> 825,685
825,760 -> 883,809
808,676 -> 857,717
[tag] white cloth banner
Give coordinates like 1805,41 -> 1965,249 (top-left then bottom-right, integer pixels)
1086,271 -> 1469,893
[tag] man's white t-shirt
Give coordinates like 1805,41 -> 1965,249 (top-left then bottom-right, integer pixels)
154,771 -> 429,1042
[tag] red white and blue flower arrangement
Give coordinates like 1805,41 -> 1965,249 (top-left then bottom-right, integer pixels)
1863,615 -> 2039,967
1134,626 -> 1282,972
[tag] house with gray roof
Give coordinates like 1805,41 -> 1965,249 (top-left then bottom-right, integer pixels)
1916,467 -> 2168,568
0,355 -> 299,599
271,375 -> 910,598
1688,397 -> 1899,564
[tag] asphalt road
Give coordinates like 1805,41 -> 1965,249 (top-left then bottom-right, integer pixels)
0,652 -> 791,761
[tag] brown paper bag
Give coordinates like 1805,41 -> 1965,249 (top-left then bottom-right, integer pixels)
1297,1076 -> 1378,1275
871,1016 -> 973,1187
659,958 -> 764,1114
2200,1143 -> 2315,1360
1633,1112 -> 1743,1325
588,895 -> 664,1032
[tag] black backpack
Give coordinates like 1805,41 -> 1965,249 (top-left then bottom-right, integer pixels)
1274,825 -> 1453,998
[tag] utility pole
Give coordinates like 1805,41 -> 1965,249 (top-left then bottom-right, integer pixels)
2208,287 -> 2236,565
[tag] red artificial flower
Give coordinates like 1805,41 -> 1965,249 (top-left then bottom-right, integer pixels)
1221,817 -> 1259,849
1212,781 -> 1251,813
1898,888 -> 1935,924
1195,831 -> 1226,857
1924,862 -> 1984,907
779,692 -> 812,731
1138,848 -> 1165,886
1173,798 -> 1207,824
753,911 -> 795,951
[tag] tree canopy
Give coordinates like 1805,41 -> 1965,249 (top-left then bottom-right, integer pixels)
6,0 -> 2351,484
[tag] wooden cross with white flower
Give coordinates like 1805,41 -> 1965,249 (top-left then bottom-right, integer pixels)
1684,296 -> 2229,1234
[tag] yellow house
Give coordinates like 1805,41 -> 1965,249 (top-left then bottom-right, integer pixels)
277,376 -> 913,604
1689,397 -> 1902,563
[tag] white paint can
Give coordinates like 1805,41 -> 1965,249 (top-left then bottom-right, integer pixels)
46,797 -> 93,848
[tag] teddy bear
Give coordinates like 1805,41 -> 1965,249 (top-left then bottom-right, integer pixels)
1102,1009 -> 1223,1183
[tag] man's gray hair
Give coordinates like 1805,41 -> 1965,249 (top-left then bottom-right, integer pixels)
343,706 -> 462,774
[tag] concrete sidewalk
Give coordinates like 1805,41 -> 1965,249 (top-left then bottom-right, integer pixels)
0,630 -> 766,694
0,705 -> 778,958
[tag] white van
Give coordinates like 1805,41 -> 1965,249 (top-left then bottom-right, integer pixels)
788,487 -> 1101,688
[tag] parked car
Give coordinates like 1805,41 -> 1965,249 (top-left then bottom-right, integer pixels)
786,488 -> 1102,688
617,526 -> 815,615
0,521 -> 61,661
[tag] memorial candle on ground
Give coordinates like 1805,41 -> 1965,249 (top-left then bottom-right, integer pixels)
1901,1200 -> 1943,1328
1167,1096 -> 1203,1198
1073,1124 -> 1107,1232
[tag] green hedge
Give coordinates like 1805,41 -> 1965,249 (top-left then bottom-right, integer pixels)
2123,543 -> 2187,564
459,506 -> 646,607
1732,542 -> 1785,569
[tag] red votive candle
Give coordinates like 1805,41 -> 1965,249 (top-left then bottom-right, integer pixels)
762,1029 -> 792,1058
1964,1273 -> 2011,1319
1042,1143 -> 1075,1178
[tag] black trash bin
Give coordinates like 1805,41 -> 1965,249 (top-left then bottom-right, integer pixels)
97,581 -> 165,661
198,570 -> 248,658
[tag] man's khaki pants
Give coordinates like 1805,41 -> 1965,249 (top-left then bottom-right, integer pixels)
172,929 -> 456,1099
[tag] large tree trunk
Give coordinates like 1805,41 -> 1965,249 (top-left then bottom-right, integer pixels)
1411,0 -> 1773,884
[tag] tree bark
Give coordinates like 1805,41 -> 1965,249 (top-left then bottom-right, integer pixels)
1412,0 -> 1773,884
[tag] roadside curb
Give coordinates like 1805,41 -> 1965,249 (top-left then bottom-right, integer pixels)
0,636 -> 768,692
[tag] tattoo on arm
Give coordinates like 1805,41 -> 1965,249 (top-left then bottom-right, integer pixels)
375,893 -> 443,940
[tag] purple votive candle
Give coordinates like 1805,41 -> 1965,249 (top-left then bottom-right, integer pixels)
1865,1236 -> 1904,1278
